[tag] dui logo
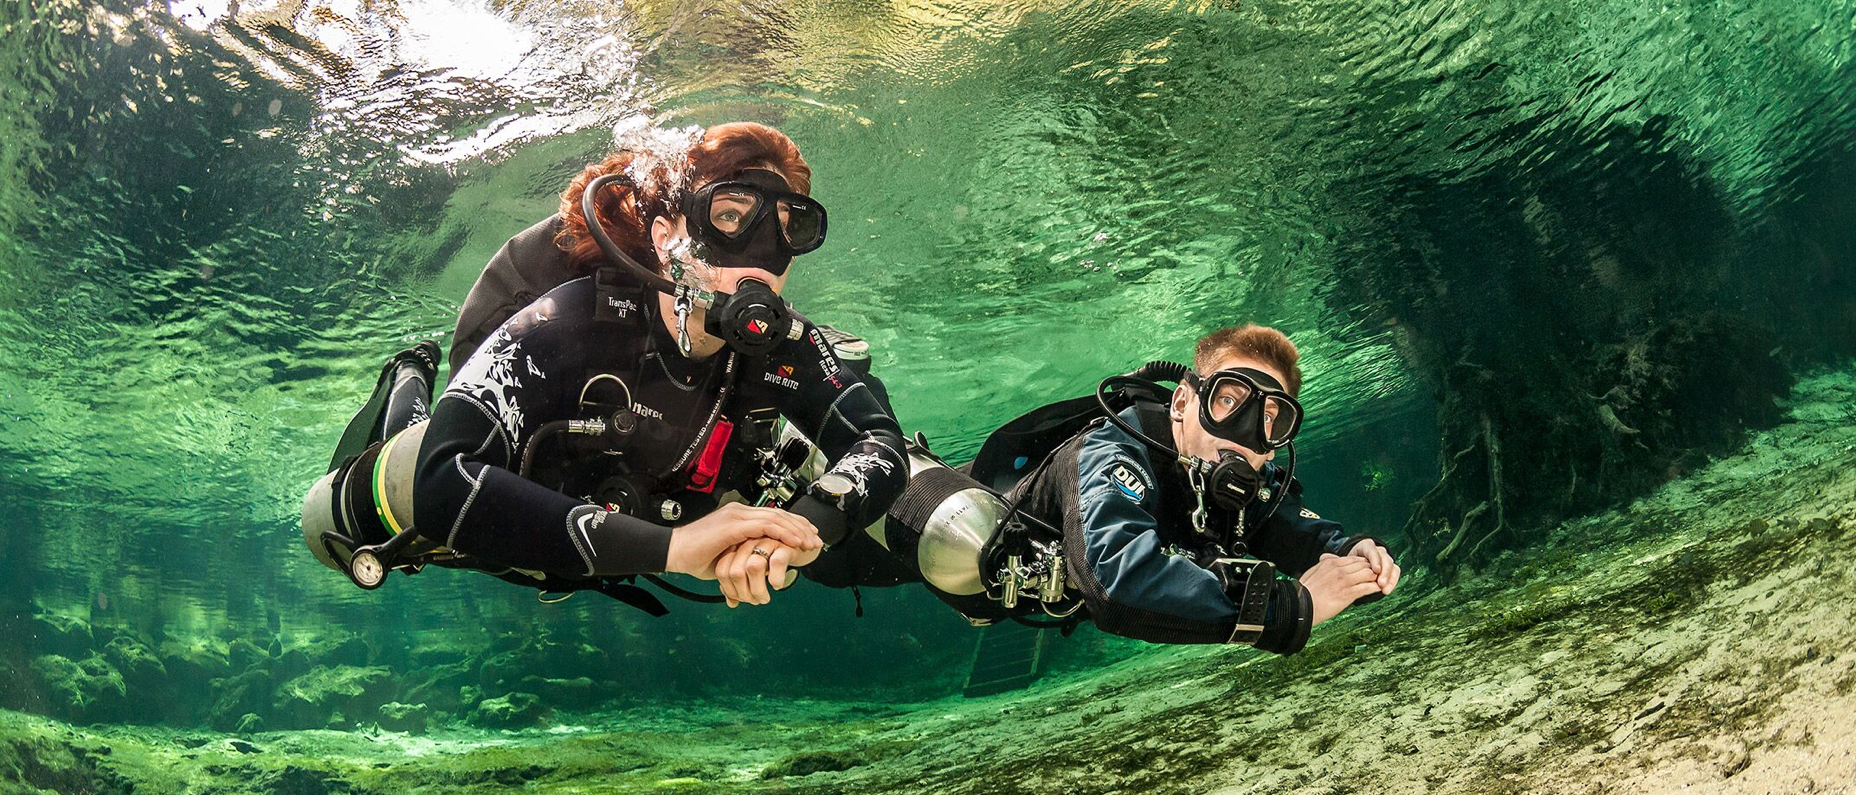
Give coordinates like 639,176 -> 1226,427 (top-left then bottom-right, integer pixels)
1110,464 -> 1147,501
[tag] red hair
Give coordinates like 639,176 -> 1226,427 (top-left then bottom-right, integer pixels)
556,122 -> 812,274
1194,324 -> 1303,396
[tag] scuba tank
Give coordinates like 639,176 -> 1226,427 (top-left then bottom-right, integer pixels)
301,419 -> 439,588
772,420 -> 1005,597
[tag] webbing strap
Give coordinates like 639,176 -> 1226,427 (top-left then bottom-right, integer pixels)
889,465 -> 987,532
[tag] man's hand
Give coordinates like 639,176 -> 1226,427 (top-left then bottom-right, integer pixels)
664,503 -> 822,580
1347,539 -> 1402,595
1299,553 -> 1383,626
713,539 -> 819,607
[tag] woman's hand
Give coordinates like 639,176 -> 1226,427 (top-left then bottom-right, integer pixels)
664,503 -> 821,580
1299,553 -> 1383,626
713,539 -> 820,607
1346,539 -> 1402,595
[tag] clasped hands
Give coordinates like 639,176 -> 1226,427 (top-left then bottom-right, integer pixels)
1298,540 -> 1402,626
661,502 -> 825,608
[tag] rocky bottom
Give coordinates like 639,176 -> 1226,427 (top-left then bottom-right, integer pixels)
5,368 -> 1855,795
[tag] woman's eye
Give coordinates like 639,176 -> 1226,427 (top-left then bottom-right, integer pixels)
719,210 -> 741,223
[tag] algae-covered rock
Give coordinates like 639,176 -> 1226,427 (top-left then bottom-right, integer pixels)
27,610 -> 93,658
468,692 -> 545,728
253,764 -> 358,795
299,635 -> 371,669
520,675 -> 597,707
0,715 -> 134,794
103,636 -> 167,696
30,655 -> 127,723
479,637 -> 607,689
158,638 -> 230,715
227,638 -> 269,671
273,666 -> 396,729
409,644 -> 470,668
761,750 -> 868,778
209,668 -> 276,731
376,702 -> 428,733
402,661 -> 476,715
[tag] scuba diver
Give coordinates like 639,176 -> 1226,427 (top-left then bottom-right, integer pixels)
794,324 -> 1400,654
302,123 -> 909,611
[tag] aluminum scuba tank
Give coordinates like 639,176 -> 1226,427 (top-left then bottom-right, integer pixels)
301,419 -> 431,573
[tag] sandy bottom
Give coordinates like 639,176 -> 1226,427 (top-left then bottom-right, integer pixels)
5,369 -> 1854,795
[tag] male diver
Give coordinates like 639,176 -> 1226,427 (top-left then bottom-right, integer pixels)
303,123 -> 908,610
800,324 -> 1400,653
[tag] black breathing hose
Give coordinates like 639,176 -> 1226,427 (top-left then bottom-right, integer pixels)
1128,360 -> 1188,383
582,173 -> 679,295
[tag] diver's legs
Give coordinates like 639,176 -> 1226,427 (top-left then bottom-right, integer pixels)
380,341 -> 440,437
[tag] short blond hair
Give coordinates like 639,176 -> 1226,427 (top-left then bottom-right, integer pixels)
1193,324 -> 1302,396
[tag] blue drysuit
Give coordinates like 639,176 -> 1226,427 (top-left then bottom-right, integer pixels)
1075,408 -> 1364,628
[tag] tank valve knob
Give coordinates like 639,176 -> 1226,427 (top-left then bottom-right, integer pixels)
658,499 -> 684,522
775,436 -> 812,472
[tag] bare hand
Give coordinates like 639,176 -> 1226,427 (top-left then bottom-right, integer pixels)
664,503 -> 821,580
1299,553 -> 1383,626
714,540 -> 814,607
1347,540 -> 1402,595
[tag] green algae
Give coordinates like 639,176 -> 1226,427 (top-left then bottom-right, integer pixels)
9,364 -> 1856,793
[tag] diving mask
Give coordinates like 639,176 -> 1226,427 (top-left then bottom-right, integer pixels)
677,168 -> 827,275
1184,367 -> 1302,452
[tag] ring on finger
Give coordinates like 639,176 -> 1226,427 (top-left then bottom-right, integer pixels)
750,546 -> 770,559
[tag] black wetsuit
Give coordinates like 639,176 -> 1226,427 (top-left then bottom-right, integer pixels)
412,269 -> 908,579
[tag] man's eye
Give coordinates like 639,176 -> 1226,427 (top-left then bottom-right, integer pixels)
719,210 -> 741,223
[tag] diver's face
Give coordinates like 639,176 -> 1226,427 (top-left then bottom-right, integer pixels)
1170,353 -> 1290,470
649,213 -> 793,296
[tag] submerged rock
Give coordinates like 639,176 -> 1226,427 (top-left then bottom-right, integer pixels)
468,692 -> 544,728
103,637 -> 167,696
375,701 -> 428,733
26,611 -> 92,659
272,666 -> 395,730
30,655 -> 126,724
761,750 -> 868,778
253,764 -> 359,795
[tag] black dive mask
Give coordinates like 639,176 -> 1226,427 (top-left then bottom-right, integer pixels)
1096,361 -> 1299,537
1184,367 -> 1302,452
677,168 -> 827,275
581,173 -> 805,357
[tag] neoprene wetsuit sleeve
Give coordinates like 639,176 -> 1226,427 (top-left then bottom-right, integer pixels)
765,321 -> 909,533
416,285 -> 673,576
1248,474 -> 1354,577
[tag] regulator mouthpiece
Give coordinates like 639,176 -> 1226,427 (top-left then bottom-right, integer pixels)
1207,451 -> 1262,510
703,278 -> 795,357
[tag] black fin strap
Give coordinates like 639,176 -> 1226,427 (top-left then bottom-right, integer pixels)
642,573 -> 726,604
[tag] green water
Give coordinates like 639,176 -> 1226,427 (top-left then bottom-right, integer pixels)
1,0 -> 1853,785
